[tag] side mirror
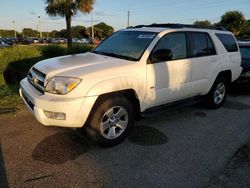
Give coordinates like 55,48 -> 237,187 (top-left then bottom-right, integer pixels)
150,49 -> 173,63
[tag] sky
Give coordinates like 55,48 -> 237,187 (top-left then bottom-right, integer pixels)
0,0 -> 250,32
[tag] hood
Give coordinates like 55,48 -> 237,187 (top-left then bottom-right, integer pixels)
33,52 -> 132,78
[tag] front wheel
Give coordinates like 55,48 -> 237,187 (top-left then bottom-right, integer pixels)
87,95 -> 135,147
205,76 -> 229,109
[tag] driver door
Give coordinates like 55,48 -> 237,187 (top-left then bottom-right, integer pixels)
146,32 -> 192,107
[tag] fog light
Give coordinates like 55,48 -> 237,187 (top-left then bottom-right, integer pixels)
54,112 -> 66,120
44,111 -> 53,118
44,110 -> 66,120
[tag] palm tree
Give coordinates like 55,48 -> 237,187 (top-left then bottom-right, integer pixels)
45,0 -> 95,48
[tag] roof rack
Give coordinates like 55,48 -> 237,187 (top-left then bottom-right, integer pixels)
132,23 -> 227,31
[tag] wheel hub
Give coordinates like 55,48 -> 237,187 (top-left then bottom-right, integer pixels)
100,106 -> 129,139
213,82 -> 226,104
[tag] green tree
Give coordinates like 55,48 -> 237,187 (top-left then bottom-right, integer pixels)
95,22 -> 114,38
50,30 -> 60,38
239,20 -> 250,38
22,28 -> 39,37
193,20 -> 212,28
71,25 -> 88,38
45,0 -> 95,48
42,32 -> 51,38
0,30 -> 17,37
220,10 -> 245,36
59,29 -> 68,38
86,22 -> 114,39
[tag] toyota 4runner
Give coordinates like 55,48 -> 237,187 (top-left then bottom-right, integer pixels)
20,24 -> 242,147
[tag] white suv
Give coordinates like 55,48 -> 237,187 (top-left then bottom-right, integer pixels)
20,24 -> 242,146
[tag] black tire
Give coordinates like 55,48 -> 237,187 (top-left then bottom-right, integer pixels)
205,76 -> 229,109
86,95 -> 135,147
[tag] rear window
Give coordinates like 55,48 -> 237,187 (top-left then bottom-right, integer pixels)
215,33 -> 238,52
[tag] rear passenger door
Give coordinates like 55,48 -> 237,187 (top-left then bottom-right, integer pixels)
188,32 -> 219,95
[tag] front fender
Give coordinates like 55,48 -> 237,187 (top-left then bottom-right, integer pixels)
85,76 -> 149,111
86,76 -> 143,97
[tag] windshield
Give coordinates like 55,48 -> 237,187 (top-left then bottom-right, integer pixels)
240,46 -> 250,59
92,31 -> 157,61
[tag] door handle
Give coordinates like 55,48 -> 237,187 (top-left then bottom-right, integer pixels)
211,58 -> 217,63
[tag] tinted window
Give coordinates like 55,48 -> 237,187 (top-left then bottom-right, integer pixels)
190,32 -> 216,57
153,32 -> 187,60
239,46 -> 250,59
215,33 -> 238,52
92,31 -> 156,61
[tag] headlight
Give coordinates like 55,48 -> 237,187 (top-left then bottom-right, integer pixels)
45,77 -> 82,95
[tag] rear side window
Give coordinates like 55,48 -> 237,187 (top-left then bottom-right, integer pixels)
215,33 -> 238,52
190,32 -> 216,57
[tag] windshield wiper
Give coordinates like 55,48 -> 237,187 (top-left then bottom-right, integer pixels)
92,51 -> 137,61
92,50 -> 105,55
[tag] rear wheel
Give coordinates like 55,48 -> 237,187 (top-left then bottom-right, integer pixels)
205,76 -> 229,109
87,95 -> 135,147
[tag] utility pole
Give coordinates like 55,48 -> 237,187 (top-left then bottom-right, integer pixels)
12,20 -> 17,38
127,11 -> 130,28
37,16 -> 42,38
91,11 -> 94,41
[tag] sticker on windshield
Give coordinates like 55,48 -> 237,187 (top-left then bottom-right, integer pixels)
138,34 -> 155,39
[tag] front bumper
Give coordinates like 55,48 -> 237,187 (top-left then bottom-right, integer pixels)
20,78 -> 97,128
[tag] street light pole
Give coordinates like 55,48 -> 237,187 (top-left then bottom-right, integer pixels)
12,20 -> 17,38
127,11 -> 130,28
37,16 -> 42,38
91,11 -> 94,41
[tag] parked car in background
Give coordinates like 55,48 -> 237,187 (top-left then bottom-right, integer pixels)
1,38 -> 14,45
72,38 -> 81,43
72,38 -> 90,44
7,37 -> 18,44
0,38 -> 10,48
30,38 -> 39,44
79,38 -> 90,44
22,38 -> 33,45
39,38 -> 49,44
233,41 -> 250,89
91,38 -> 101,45
49,38 -> 66,44
239,42 -> 250,71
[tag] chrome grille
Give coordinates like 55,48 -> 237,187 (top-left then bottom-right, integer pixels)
27,67 -> 46,92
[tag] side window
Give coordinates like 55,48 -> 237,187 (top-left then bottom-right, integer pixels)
215,33 -> 238,52
152,32 -> 187,61
190,32 -> 216,57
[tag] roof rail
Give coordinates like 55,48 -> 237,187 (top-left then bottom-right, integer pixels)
132,23 -> 227,31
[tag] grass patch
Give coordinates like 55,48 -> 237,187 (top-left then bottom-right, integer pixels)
0,45 -> 41,85
0,85 -> 21,108
66,44 -> 93,54
40,45 -> 66,58
40,44 -> 94,58
0,46 -> 42,109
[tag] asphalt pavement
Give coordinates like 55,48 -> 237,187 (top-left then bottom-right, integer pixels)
1,92 -> 250,188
